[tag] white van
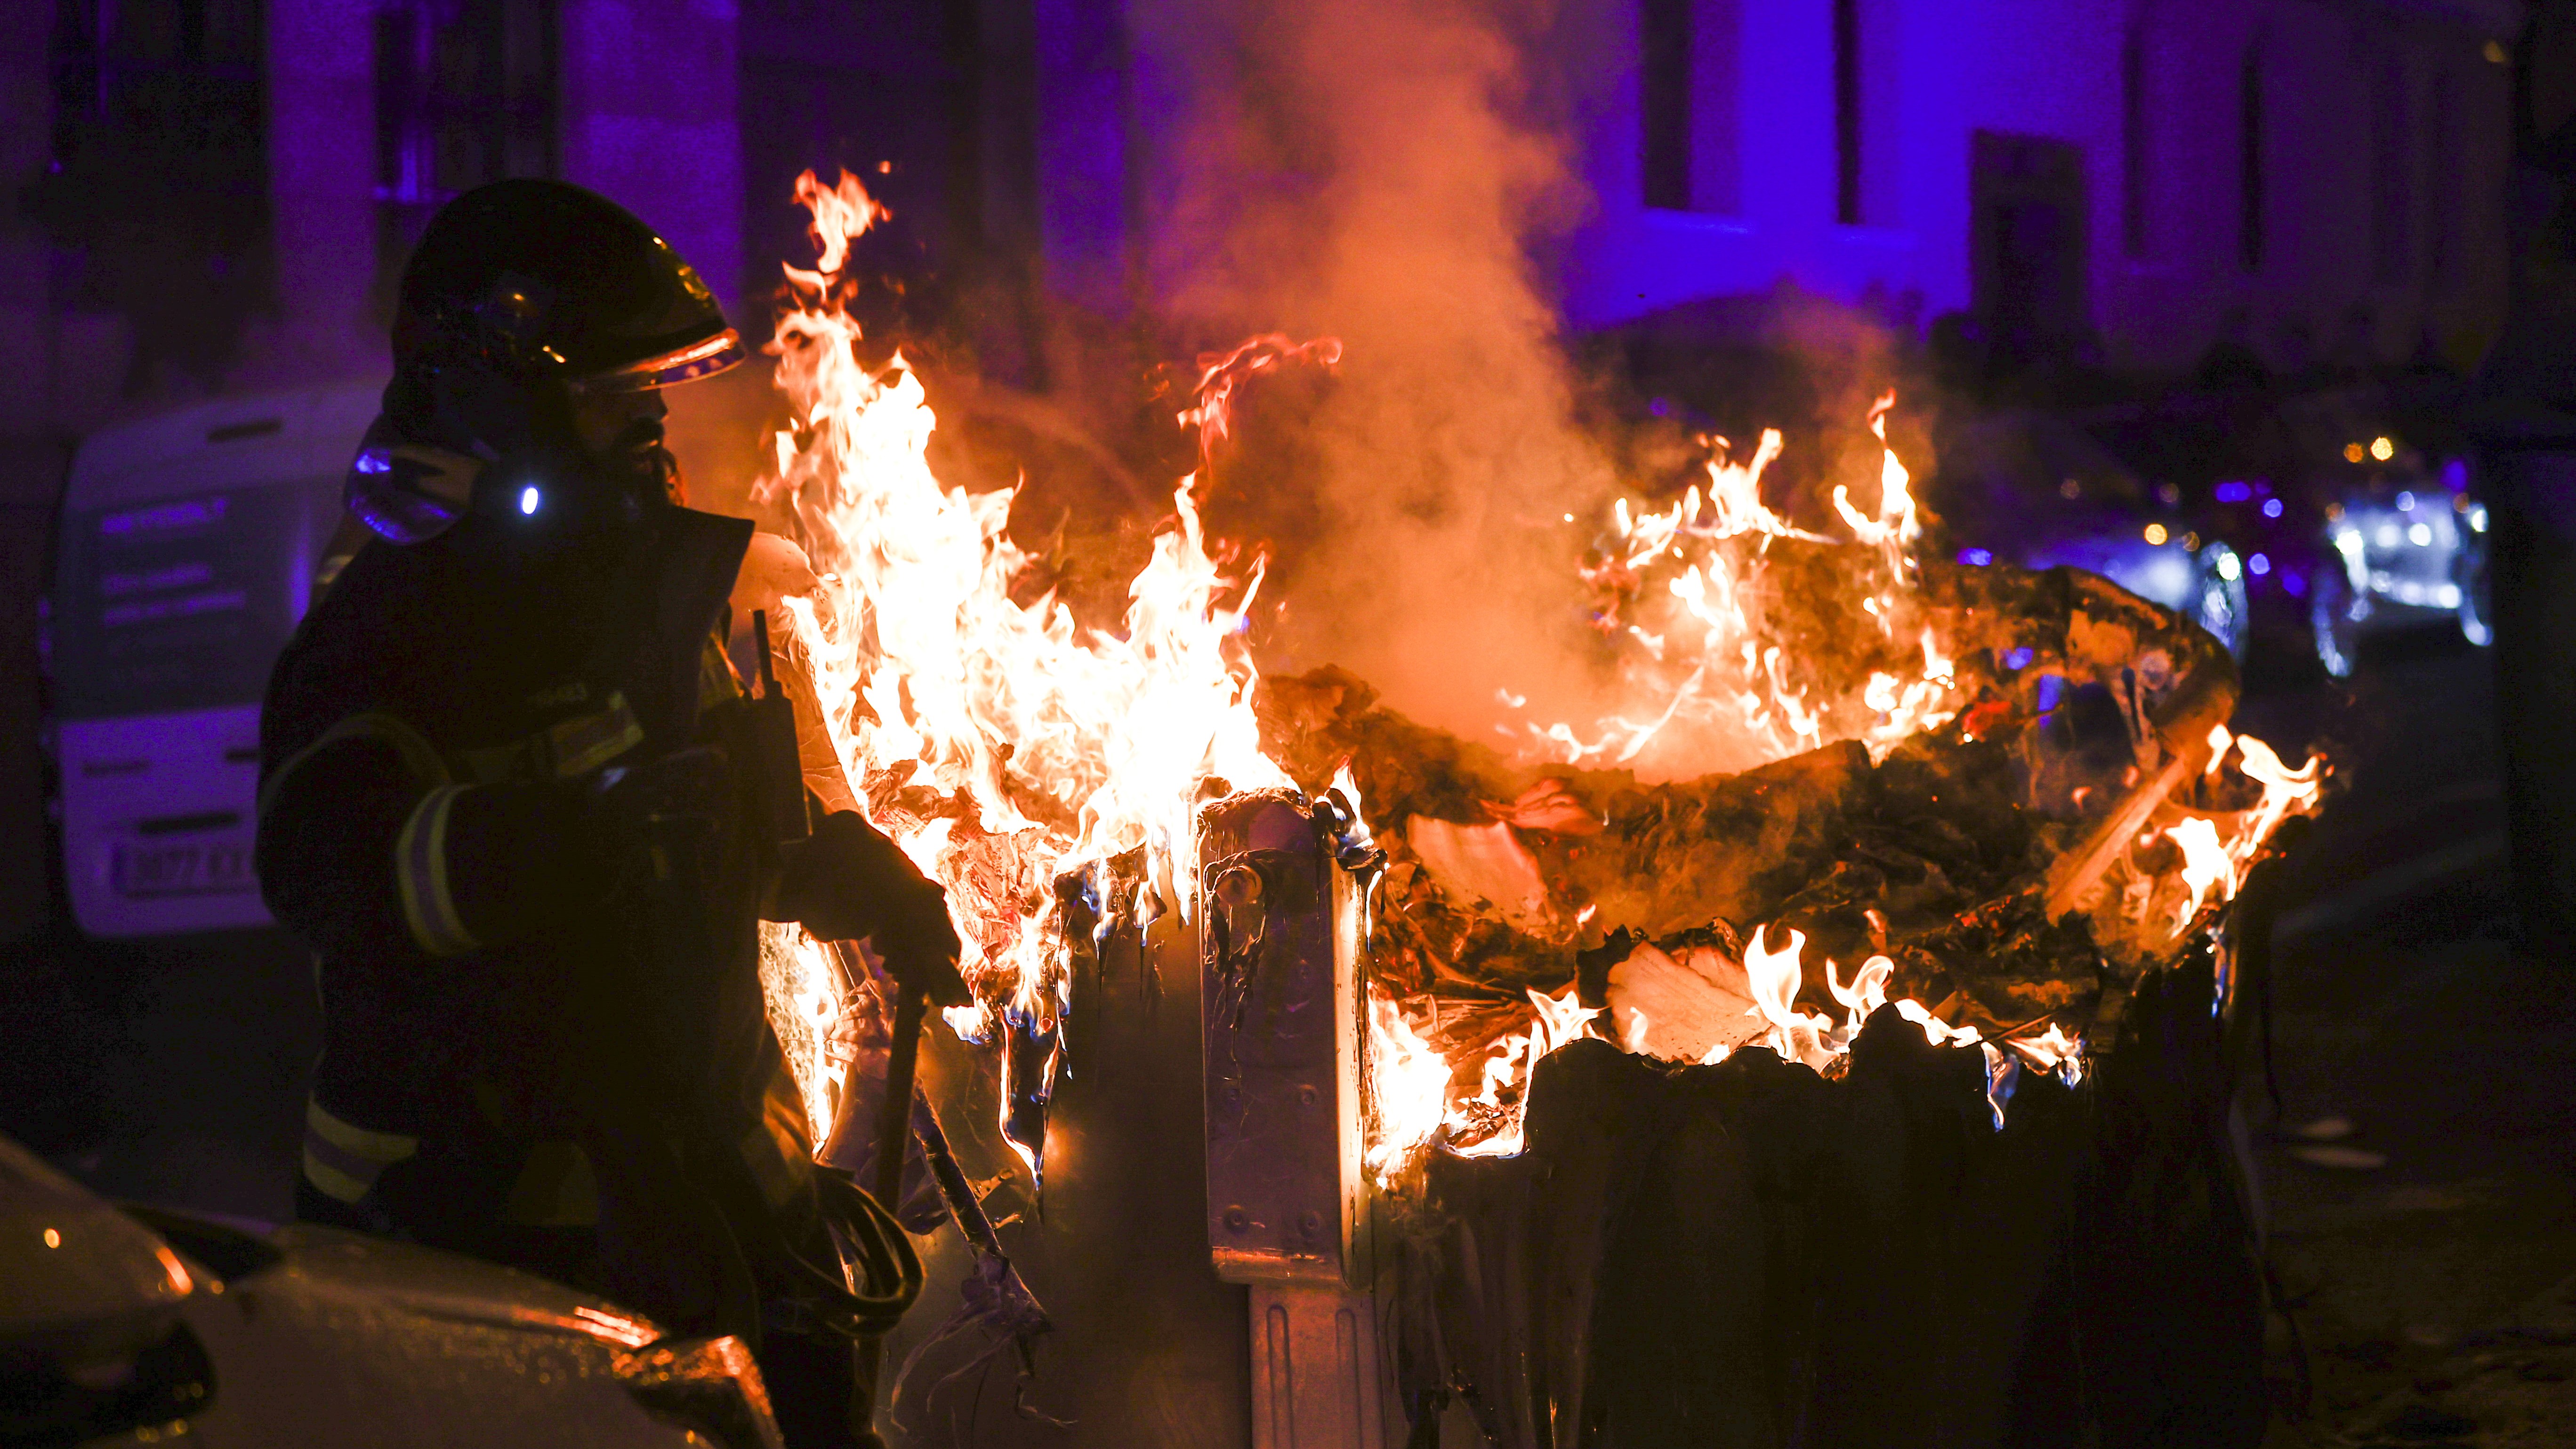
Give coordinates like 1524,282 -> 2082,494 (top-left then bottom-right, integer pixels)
48,382 -> 382,937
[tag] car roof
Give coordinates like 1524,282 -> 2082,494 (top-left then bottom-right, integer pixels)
66,380 -> 384,513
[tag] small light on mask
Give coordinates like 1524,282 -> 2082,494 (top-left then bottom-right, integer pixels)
519,486 -> 541,516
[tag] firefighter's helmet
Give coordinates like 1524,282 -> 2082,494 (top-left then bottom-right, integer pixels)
349,180 -> 739,544
393,178 -> 741,391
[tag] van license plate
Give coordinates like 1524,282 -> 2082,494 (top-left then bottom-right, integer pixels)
112,841 -> 254,897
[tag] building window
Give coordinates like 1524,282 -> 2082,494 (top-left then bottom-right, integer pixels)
2122,17 -> 2149,257
1640,0 -> 1741,214
2373,55 -> 2412,283
1835,0 -> 1862,225
371,0 -> 559,313
32,0 -> 272,394
1642,0 -> 1690,209
2239,47 -> 2264,272
1835,0 -> 1897,226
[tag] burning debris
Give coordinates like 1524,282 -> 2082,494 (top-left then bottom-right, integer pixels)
1256,542 -> 2319,1182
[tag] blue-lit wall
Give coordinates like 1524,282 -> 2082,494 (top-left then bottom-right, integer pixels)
1555,0 -> 2514,369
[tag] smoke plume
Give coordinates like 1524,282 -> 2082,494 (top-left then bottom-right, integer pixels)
1135,0 -> 1621,742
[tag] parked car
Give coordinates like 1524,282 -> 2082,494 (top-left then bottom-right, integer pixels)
0,1133 -> 785,1447
2270,386 -> 2489,677
1935,382 -> 2489,677
43,382 -> 379,937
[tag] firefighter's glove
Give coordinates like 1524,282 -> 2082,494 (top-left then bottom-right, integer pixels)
780,812 -> 972,1006
586,746 -> 733,890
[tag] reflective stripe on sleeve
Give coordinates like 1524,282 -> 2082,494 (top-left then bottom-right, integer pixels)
258,710 -> 451,824
394,784 -> 481,957
302,1098 -> 419,1205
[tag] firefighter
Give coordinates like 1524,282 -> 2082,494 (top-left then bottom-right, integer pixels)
255,178 -> 964,1446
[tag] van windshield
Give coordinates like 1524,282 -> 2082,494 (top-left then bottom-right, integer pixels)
51,482 -> 336,720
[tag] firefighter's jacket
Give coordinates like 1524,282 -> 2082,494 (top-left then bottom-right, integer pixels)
257,500 -> 827,1335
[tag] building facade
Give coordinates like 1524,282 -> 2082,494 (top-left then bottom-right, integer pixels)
1564,0 -> 2520,371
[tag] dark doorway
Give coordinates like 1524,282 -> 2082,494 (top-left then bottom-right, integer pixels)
1971,129 -> 2089,374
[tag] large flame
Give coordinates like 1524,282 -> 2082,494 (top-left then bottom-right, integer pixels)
756,172 -> 1288,1137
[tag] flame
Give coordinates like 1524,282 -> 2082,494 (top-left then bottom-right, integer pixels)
786,169 -> 886,283
1621,1004 -> 1656,1055
2164,815 -> 2237,929
1365,988 -> 1455,1187
1360,974 -> 1597,1181
1826,952 -> 1894,1030
1744,925 -> 1834,1067
2007,1022 -> 2086,1085
1430,982 -> 1600,1164
1360,909 -> 2111,1184
1343,398 -> 2338,1180
1831,392 -> 1922,553
2222,733 -> 2325,864
757,171 -> 1288,1144
1520,396 -> 1956,775
2154,729 -> 2325,935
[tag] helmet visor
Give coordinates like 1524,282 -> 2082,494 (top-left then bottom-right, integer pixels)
572,330 -> 745,394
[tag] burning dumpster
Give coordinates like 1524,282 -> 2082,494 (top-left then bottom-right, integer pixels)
741,172 -> 2319,1447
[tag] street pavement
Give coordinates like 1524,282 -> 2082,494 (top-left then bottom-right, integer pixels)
2235,636 -> 2576,1447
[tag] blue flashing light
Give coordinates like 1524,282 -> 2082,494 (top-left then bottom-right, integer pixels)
2035,674 -> 2066,714
2214,480 -> 2252,503
2262,498 -> 2284,519
2279,568 -> 2306,597
2248,552 -> 2271,577
1958,547 -> 1994,567
354,450 -> 392,475
519,486 -> 541,515
2003,646 -> 2034,671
